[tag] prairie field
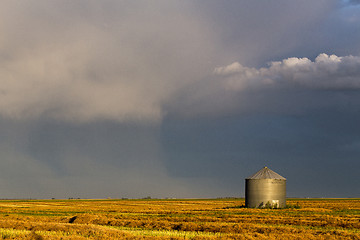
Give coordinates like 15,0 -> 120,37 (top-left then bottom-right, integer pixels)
0,198 -> 359,239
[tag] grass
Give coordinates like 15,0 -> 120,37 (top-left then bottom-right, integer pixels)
108,226 -> 226,238
0,198 -> 359,239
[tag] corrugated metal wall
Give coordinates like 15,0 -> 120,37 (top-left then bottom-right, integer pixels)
245,167 -> 286,208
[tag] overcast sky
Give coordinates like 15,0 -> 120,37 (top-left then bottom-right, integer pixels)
0,0 -> 360,199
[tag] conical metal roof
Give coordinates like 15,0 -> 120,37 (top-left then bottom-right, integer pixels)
246,166 -> 286,180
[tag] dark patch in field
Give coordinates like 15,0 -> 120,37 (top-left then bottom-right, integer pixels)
69,216 -> 77,223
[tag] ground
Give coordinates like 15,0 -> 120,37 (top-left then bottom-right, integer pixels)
0,198 -> 359,239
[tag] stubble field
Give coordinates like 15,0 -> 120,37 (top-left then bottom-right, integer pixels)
0,198 -> 359,239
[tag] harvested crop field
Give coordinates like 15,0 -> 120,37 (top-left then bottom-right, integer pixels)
0,198 -> 359,239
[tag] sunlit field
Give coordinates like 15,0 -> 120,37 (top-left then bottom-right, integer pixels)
0,198 -> 359,239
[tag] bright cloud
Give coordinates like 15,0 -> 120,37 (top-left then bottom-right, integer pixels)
215,53 -> 360,91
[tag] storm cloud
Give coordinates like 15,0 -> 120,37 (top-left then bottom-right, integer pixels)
0,1 -> 217,123
0,0 -> 359,198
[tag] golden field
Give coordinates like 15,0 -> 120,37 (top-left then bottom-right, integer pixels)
0,198 -> 359,239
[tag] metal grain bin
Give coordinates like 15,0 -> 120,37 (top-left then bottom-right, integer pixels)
245,167 -> 286,208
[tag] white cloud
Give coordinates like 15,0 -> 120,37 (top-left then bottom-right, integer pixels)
214,62 -> 244,75
216,53 -> 360,91
167,53 -> 360,118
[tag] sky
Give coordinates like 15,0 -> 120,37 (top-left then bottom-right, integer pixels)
0,0 -> 360,199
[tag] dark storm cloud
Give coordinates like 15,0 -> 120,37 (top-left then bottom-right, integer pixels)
164,52 -> 360,198
0,0 -> 359,198
166,53 -> 360,120
0,0 -> 217,123
162,109 -> 360,198
191,0 -> 338,66
0,118 -> 210,199
0,0 -> 355,122
0,0 -> 222,198
346,0 -> 360,5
